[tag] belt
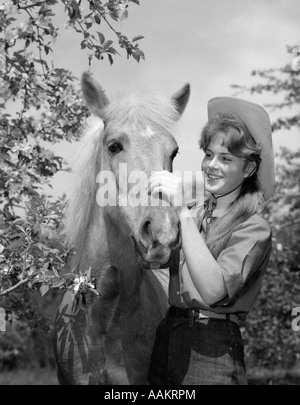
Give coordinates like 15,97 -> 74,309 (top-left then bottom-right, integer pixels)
168,306 -> 240,325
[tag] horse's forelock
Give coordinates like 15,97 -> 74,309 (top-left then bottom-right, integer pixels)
104,89 -> 179,133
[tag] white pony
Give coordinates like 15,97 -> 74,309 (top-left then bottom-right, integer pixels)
53,73 -> 190,384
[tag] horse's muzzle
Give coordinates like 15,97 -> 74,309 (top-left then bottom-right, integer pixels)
133,208 -> 181,268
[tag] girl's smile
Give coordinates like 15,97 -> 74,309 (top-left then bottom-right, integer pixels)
206,172 -> 223,181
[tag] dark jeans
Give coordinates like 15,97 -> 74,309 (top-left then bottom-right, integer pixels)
148,310 -> 247,385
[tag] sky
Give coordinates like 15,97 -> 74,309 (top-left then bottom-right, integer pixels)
41,0 -> 300,196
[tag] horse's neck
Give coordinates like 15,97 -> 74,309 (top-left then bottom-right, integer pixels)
76,209 -> 142,292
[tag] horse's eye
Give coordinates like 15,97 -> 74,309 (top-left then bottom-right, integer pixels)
108,142 -> 123,154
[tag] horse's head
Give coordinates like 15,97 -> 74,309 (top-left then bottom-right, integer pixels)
81,72 -> 190,269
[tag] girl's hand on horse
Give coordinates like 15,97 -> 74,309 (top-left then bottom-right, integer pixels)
148,171 -> 185,213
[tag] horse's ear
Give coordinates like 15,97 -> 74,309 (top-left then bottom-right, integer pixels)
172,83 -> 190,117
81,72 -> 110,118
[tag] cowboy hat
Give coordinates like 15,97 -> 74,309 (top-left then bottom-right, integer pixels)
207,96 -> 275,201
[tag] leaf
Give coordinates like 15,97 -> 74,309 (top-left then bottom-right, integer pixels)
34,58 -> 48,67
132,35 -> 144,42
132,48 -> 145,62
7,239 -> 26,251
9,233 -> 21,240
31,277 -> 41,286
120,9 -> 128,22
51,278 -> 66,288
103,40 -> 113,49
62,272 -> 76,280
109,11 -> 119,22
89,288 -> 99,296
49,248 -> 61,255
94,14 -> 101,24
0,47 -> 5,72
40,284 -> 50,297
108,54 -> 114,65
13,218 -> 25,226
15,224 -> 27,233
44,45 -> 52,55
41,262 -> 49,274
52,267 -> 59,277
97,32 -> 105,44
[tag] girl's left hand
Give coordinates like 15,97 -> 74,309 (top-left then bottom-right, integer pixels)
148,171 -> 184,211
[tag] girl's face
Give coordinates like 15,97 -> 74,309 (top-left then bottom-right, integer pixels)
201,133 -> 248,197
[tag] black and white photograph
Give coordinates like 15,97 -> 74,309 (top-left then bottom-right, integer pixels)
0,0 -> 299,388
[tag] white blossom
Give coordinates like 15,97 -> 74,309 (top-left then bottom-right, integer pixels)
291,55 -> 300,72
11,141 -> 33,155
72,274 -> 96,292
0,265 -> 9,275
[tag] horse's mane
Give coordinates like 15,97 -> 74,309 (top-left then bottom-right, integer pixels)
63,116 -> 103,254
63,88 -> 179,256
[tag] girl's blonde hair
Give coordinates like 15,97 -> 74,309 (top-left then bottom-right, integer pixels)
199,112 -> 263,258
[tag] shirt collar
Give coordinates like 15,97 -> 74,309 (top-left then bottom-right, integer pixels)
204,187 -> 241,218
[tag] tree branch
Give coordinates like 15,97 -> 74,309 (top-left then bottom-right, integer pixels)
0,278 -> 30,298
15,0 -> 52,10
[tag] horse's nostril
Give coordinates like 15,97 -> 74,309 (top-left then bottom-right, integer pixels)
140,219 -> 153,247
151,240 -> 158,249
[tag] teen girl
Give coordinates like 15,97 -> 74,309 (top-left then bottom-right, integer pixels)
147,97 -> 275,385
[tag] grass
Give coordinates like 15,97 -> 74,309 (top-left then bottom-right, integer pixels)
1,365 -> 300,385
0,365 -> 59,385
248,367 -> 300,385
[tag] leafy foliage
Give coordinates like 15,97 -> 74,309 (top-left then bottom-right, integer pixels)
242,148 -> 300,369
233,47 -> 300,369
64,0 -> 145,63
232,46 -> 300,132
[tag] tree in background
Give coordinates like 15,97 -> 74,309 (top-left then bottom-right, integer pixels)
0,0 -> 144,369
233,46 -> 300,372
